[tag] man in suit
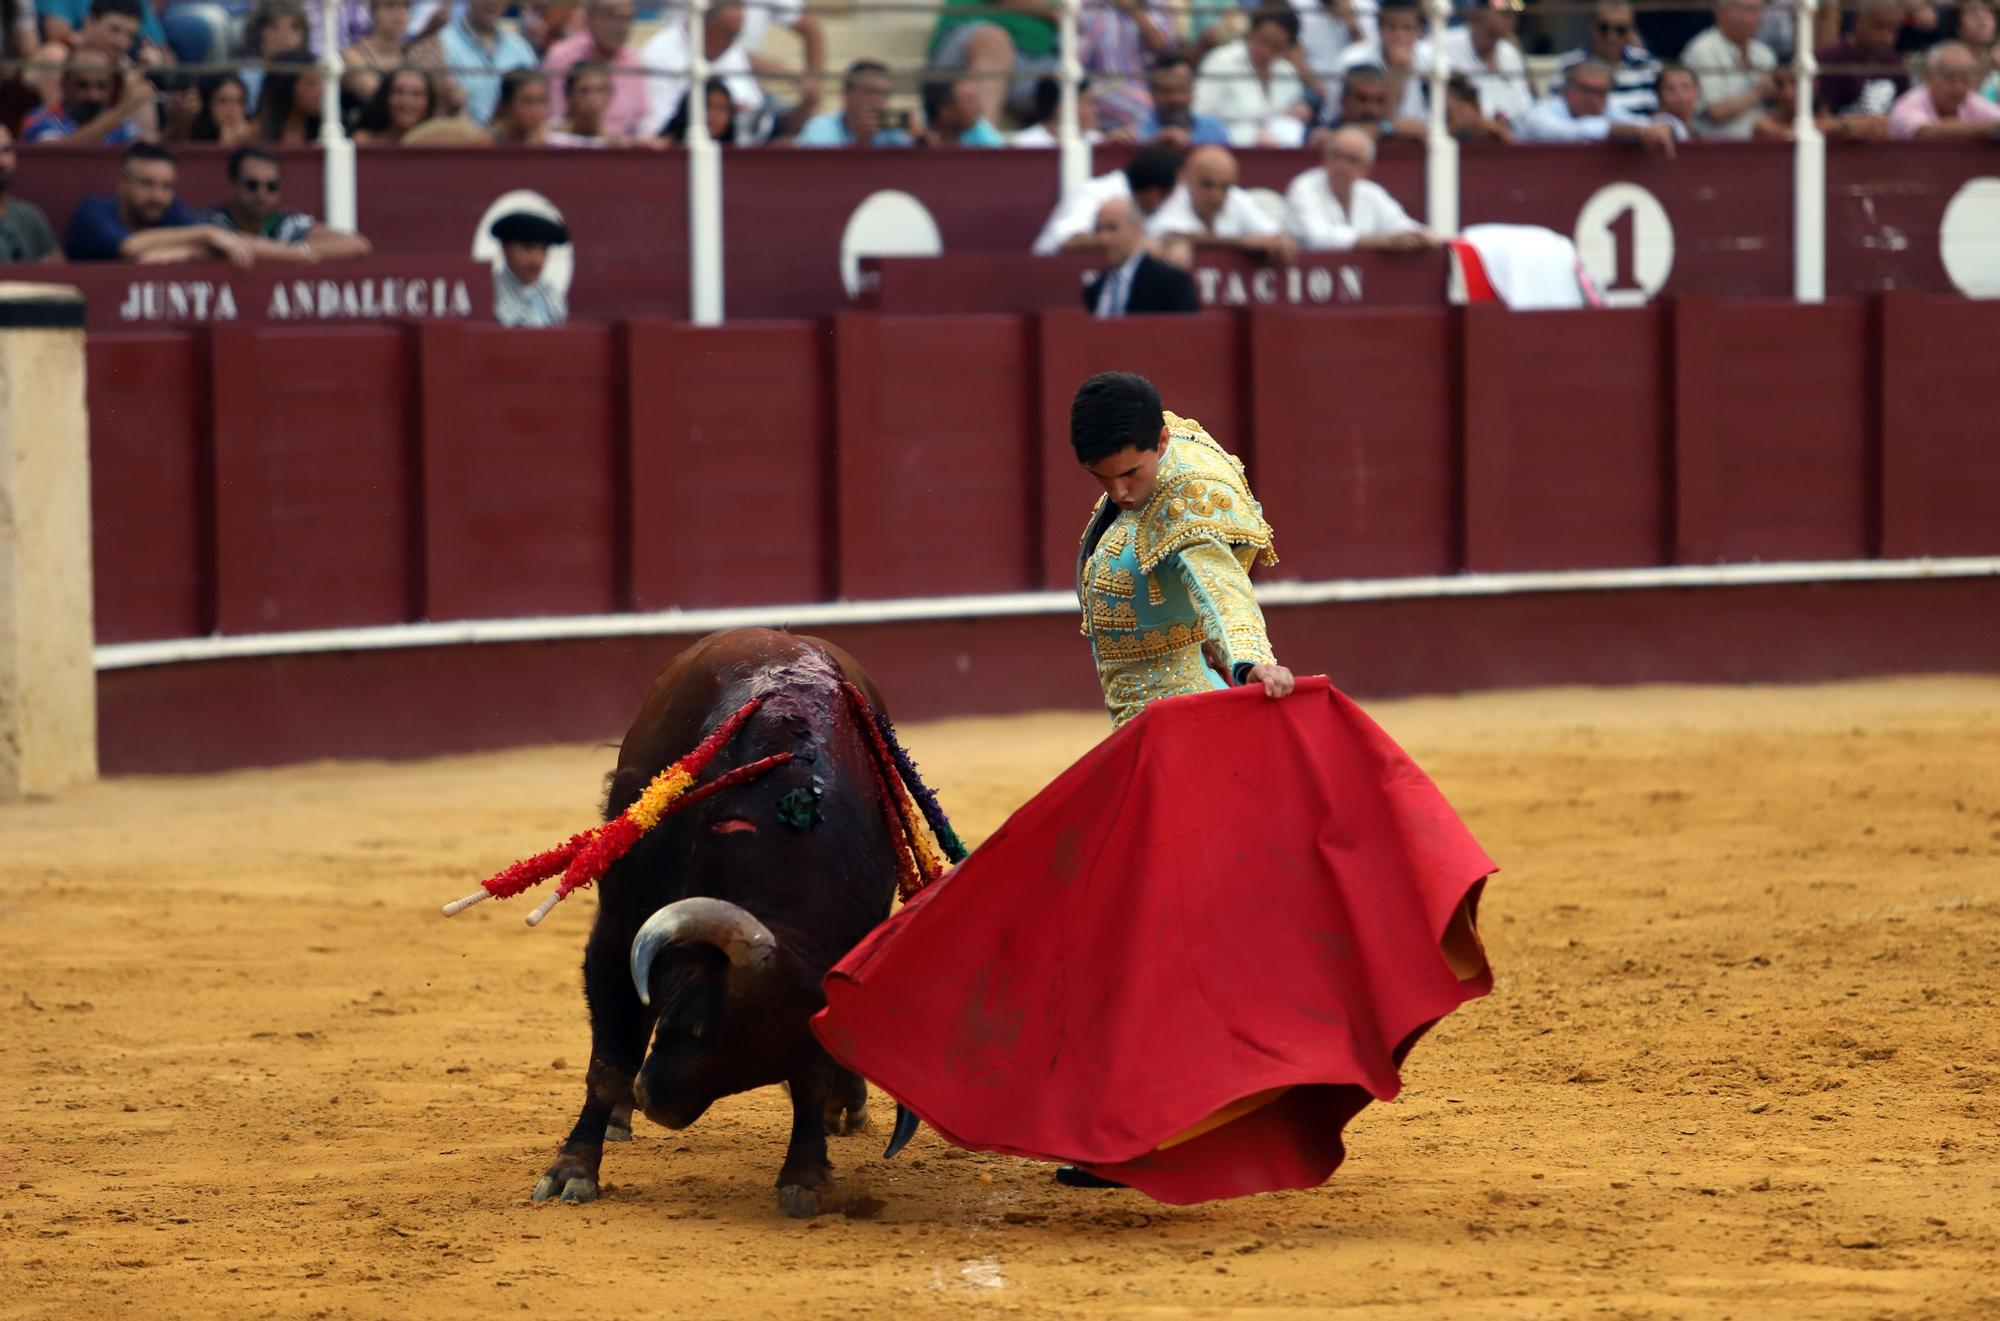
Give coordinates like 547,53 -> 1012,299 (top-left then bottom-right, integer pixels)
1082,197 -> 1199,317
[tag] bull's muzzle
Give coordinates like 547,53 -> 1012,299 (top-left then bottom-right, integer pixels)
630,897 -> 780,1005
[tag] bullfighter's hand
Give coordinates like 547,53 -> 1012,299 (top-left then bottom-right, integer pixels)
1245,663 -> 1295,700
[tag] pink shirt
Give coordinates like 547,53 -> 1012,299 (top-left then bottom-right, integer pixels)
541,31 -> 650,137
1886,84 -> 2000,139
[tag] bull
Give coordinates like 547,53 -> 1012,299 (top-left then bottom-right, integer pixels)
526,628 -> 913,1218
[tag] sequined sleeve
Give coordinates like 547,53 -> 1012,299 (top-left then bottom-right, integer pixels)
1172,538 -> 1276,674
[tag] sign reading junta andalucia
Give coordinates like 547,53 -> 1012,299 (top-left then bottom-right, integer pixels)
23,260 -> 494,332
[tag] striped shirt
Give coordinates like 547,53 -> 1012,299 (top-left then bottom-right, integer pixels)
494,269 -> 568,328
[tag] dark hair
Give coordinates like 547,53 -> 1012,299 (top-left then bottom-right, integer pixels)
256,48 -> 322,141
226,143 -> 280,180
89,0 -> 144,21
192,72 -> 248,140
1070,372 -> 1164,465
1249,5 -> 1301,42
1377,0 -> 1420,13
564,59 -> 610,98
1150,53 -> 1193,78
1027,75 -> 1061,128
921,76 -> 967,126
356,65 -> 437,135
121,140 -> 177,169
662,77 -> 736,143
844,58 -> 890,89
1655,60 -> 1695,84
1123,142 -> 1184,195
1444,72 -> 1480,104
243,0 -> 309,55
497,67 -> 547,115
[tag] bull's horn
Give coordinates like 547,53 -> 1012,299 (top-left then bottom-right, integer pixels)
629,897 -> 778,1006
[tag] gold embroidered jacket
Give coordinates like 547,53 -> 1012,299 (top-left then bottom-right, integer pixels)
1077,412 -> 1280,727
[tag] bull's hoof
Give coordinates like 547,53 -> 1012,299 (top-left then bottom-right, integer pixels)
532,1173 -> 599,1203
823,1099 -> 870,1136
777,1183 -> 824,1219
604,1122 -> 633,1143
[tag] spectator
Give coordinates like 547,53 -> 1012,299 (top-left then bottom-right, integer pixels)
491,68 -> 551,143
1518,58 -> 1681,151
1316,62 -> 1424,140
1682,0 -> 1777,139
1290,0 -> 1372,84
1284,125 -> 1432,251
27,0 -> 152,107
155,69 -> 203,144
193,73 -> 257,145
794,59 -> 915,147
921,76 -> 1006,147
257,49 -> 324,144
1445,70 -> 1513,140
1136,53 -> 1230,145
1333,0 -> 1427,123
1888,41 -> 2000,136
299,0 -> 375,54
1031,140 -> 1183,253
1079,0 -> 1177,135
1652,62 -> 1701,136
239,0 -> 310,111
640,0 -> 760,141
551,62 -> 634,144
0,125 -> 61,264
926,0 -> 1059,127
24,48 -> 155,145
341,0 -> 413,105
1084,196 -> 1197,315
661,76 -> 739,144
64,141 -> 252,263
542,0 -> 647,137
351,65 -> 437,142
1556,1 -> 1663,116
490,209 -> 568,327
1195,5 -> 1315,145
1961,0 -> 1999,102
1010,78 -> 1109,146
1147,143 -> 1296,262
1414,0 -> 1535,127
193,144 -> 373,258
413,0 -> 535,125
1816,0 -> 1909,122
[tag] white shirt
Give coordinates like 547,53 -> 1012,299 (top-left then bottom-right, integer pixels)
1515,93 -> 1653,143
1010,123 -> 1103,147
1681,25 -> 1776,141
1282,169 -> 1417,250
640,22 -> 764,135
1414,26 -> 1534,125
1288,0 -> 1377,80
1146,183 -> 1283,240
1032,169 -> 1131,255
656,0 -> 804,54
1193,39 -> 1306,146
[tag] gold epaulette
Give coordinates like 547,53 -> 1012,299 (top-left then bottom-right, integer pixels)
1133,414 -> 1278,574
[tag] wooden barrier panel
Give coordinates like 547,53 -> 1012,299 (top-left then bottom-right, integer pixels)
207,327 -> 418,634
1033,311 -> 1246,590
1247,307 -> 1459,581
834,314 -> 1037,599
1878,293 -> 2000,558
627,319 -> 832,609
86,335 -> 208,642
1461,305 -> 1669,572
1671,299 -> 1875,565
415,323 -> 624,620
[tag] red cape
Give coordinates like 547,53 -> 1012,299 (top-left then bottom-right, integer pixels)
812,679 -> 1496,1204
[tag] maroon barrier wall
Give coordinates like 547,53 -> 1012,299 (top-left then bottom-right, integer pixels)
84,296 -> 2000,654
20,143 -> 1997,320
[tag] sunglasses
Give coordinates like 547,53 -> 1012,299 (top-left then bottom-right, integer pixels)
240,178 -> 282,193
1596,21 -> 1632,33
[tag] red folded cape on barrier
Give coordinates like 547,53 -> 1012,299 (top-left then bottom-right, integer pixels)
812,678 -> 1497,1204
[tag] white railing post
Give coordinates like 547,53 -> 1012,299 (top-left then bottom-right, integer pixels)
1791,0 -> 1825,303
687,0 -> 725,324
319,1 -> 357,232
1424,0 -> 1458,235
1057,0 -> 1089,193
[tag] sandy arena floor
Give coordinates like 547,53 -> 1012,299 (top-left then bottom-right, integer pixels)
4,676 -> 1998,1319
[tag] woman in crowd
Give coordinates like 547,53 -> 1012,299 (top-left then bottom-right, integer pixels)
242,0 -> 312,109
491,68 -> 552,145
352,65 -> 438,143
341,0 -> 412,105
1958,0 -> 2000,100
661,77 -> 739,145
549,61 -> 621,146
194,73 -> 260,145
258,49 -> 325,144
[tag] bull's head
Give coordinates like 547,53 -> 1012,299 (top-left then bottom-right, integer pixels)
627,897 -> 794,1128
